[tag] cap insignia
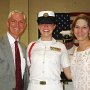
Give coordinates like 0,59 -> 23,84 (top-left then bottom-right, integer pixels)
43,13 -> 49,17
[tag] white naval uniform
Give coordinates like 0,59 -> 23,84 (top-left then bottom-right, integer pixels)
27,38 -> 70,90
65,45 -> 76,90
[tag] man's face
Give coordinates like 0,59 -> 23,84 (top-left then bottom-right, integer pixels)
7,12 -> 26,39
64,41 -> 74,50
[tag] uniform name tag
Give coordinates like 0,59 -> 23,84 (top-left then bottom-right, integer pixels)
40,81 -> 46,85
50,47 -> 61,51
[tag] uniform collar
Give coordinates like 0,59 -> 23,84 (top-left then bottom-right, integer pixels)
67,45 -> 76,54
37,37 -> 56,45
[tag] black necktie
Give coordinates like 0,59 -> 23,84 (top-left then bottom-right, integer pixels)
15,41 -> 22,90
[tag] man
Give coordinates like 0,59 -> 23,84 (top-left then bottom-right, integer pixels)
27,11 -> 71,90
0,10 -> 29,90
61,33 -> 76,90
63,34 -> 76,63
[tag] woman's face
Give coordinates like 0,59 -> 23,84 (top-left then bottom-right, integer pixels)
38,24 -> 56,40
74,19 -> 90,41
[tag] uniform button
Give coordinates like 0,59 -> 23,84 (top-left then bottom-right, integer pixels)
12,88 -> 15,90
42,71 -> 44,73
43,61 -> 45,64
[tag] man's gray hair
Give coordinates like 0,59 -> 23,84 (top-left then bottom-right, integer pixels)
8,10 -> 26,21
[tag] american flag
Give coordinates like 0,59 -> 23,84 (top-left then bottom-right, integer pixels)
38,12 -> 90,39
53,13 -> 71,40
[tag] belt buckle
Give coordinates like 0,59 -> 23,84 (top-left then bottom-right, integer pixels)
40,81 -> 46,85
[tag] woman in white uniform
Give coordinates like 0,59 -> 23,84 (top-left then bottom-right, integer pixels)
27,11 -> 72,90
71,14 -> 90,90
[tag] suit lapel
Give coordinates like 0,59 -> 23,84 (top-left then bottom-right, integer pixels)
3,34 -> 15,81
19,42 -> 29,90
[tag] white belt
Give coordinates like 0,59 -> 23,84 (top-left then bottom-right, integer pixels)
30,80 -> 60,85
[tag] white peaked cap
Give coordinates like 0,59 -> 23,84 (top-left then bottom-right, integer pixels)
38,11 -> 55,17
60,30 -> 71,36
